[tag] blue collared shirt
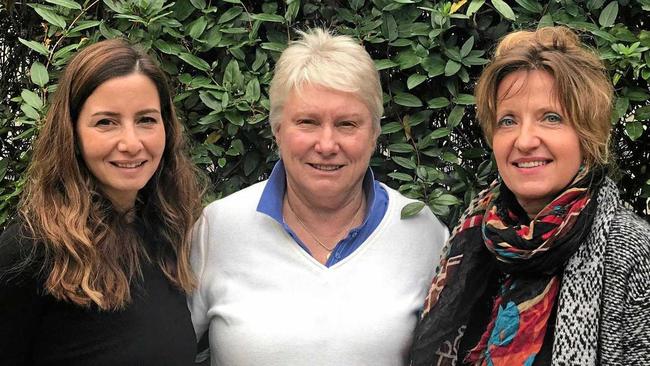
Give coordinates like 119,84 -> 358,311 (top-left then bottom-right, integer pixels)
256,160 -> 388,267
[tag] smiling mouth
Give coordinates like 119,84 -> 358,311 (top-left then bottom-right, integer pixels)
111,161 -> 146,168
309,163 -> 344,171
514,160 -> 550,168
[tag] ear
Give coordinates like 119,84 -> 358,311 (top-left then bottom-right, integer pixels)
272,122 -> 282,148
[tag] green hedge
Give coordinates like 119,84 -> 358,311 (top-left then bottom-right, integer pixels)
0,0 -> 648,228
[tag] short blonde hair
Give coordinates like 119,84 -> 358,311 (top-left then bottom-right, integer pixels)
475,26 -> 613,168
269,28 -> 383,135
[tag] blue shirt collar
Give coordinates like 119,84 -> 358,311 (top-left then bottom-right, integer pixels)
256,160 -> 378,224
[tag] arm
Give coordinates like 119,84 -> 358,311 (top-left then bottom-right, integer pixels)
0,224 -> 44,365
621,231 -> 650,364
187,212 -> 212,342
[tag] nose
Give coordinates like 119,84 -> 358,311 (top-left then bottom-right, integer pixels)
513,121 -> 541,152
117,124 -> 143,154
314,125 -> 339,155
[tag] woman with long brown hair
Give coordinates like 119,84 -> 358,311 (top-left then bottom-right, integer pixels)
0,39 -> 204,365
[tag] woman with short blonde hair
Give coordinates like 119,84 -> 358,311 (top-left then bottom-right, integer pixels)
190,28 -> 448,366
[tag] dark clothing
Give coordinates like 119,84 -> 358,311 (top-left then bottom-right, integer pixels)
0,224 -> 196,366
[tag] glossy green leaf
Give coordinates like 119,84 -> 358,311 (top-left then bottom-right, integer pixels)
460,37 -> 474,58
33,7 -> 67,29
538,14 -> 554,28
428,97 -> 450,109
260,42 -> 286,52
178,52 -> 210,71
392,156 -> 417,169
514,0 -> 542,13
388,172 -> 413,182
466,0 -> 485,16
19,38 -> 49,56
599,2 -> 618,28
388,143 -> 415,153
69,20 -> 102,33
245,78 -> 261,103
492,0 -> 516,21
188,16 -> 208,39
21,89 -> 43,109
375,59 -> 399,70
634,106 -> 650,121
431,194 -> 462,206
250,13 -> 286,22
381,122 -> 403,134
394,92 -> 423,107
30,62 -> 49,87
625,121 -> 644,141
218,6 -> 243,23
447,105 -> 465,128
401,202 -> 425,219
190,0 -> 206,9
429,127 -> 451,139
45,0 -> 82,9
455,94 -> 475,105
21,104 -> 40,120
444,60 -> 461,76
0,159 -> 8,182
407,74 -> 427,89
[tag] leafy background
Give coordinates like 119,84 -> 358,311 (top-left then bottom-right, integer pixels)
0,0 -> 648,229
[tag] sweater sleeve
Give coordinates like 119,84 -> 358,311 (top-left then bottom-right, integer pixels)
0,224 -> 45,365
188,211 -> 212,341
619,214 -> 650,364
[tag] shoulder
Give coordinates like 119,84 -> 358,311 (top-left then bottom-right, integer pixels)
607,207 -> 650,261
202,180 -> 267,218
606,207 -> 650,301
380,183 -> 449,236
0,223 -> 42,283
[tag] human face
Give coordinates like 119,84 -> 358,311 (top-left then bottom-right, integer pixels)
274,84 -> 376,208
76,73 -> 165,210
492,70 -> 582,216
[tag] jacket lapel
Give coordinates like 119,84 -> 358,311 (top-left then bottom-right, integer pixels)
552,178 -> 618,365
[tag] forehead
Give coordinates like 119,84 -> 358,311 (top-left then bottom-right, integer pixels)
284,84 -> 370,117
497,70 -> 554,98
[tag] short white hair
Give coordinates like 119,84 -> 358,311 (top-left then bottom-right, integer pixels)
268,28 -> 383,135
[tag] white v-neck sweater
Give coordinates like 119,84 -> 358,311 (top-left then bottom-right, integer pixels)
189,181 -> 448,366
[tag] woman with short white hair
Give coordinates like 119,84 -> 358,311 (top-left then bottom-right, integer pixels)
189,28 -> 449,365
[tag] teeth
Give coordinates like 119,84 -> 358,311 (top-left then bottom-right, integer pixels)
114,162 -> 144,168
516,161 -> 547,168
312,164 -> 341,171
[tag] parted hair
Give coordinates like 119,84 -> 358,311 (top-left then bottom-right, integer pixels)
18,39 -> 204,310
269,28 -> 383,135
475,26 -> 614,168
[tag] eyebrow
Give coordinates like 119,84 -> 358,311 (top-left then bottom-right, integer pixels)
91,108 -> 161,117
293,111 -> 365,120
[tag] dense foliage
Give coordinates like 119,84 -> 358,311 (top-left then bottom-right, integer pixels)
0,0 -> 648,228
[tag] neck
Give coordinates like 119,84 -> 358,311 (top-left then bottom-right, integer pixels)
285,185 -> 365,226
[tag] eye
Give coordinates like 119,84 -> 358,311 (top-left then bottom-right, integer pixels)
94,118 -> 114,127
297,119 -> 317,125
496,116 -> 515,127
139,116 -> 159,124
544,113 -> 562,123
338,120 -> 357,128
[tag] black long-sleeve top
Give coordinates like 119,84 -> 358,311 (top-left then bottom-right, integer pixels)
0,223 -> 196,366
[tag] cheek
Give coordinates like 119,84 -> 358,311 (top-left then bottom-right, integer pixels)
491,136 -> 509,167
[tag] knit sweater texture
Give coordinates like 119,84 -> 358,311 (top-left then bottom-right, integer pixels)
189,181 -> 449,366
551,178 -> 650,365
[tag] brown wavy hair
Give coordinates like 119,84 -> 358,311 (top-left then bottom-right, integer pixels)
475,26 -> 614,169
18,39 -> 205,310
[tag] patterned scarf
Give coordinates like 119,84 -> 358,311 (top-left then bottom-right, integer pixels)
410,169 -> 602,366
